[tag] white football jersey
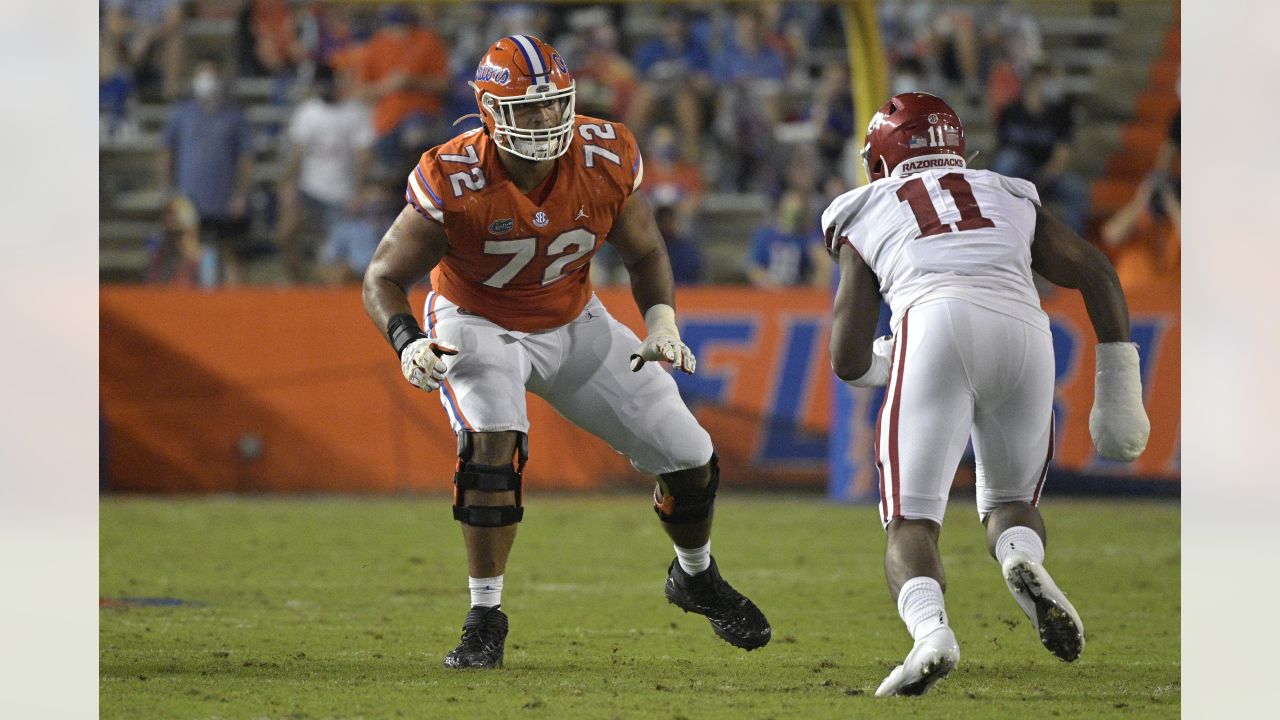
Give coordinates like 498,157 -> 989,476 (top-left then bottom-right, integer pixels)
821,168 -> 1049,334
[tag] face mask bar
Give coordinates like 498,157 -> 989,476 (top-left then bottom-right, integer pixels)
480,82 -> 577,162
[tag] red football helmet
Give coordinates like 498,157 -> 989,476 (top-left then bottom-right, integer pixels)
470,35 -> 576,161
861,92 -> 967,182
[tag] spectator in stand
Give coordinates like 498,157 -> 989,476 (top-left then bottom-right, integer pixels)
357,5 -> 450,175
236,0 -> 306,103
160,58 -> 256,287
710,7 -> 788,191
315,184 -> 397,285
276,63 -> 375,282
144,195 -> 201,286
810,64 -> 857,182
593,201 -> 703,288
745,191 -> 825,289
1101,108 -> 1181,289
978,3 -> 1043,123
641,124 -> 705,234
930,7 -> 982,100
991,62 -> 1090,235
100,34 -> 137,140
627,9 -> 713,149
655,204 -> 703,286
102,0 -> 187,101
570,22 -> 638,122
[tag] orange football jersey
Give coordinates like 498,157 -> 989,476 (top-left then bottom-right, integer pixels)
405,115 -> 643,332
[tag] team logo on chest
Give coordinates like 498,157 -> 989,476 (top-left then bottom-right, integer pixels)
532,210 -> 549,227
489,218 -> 514,235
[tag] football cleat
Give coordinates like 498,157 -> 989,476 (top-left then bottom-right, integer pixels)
664,556 -> 771,650
875,626 -> 960,697
443,604 -> 508,669
1002,551 -> 1085,662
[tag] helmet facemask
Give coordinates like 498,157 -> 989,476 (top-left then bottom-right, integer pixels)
474,80 -> 576,162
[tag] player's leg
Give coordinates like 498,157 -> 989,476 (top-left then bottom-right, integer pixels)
874,303 -> 972,697
425,293 -> 533,669
970,310 -> 1083,662
535,298 -> 770,649
443,429 -> 524,670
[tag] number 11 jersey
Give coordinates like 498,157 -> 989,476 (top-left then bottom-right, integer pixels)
405,115 -> 642,332
821,168 -> 1049,334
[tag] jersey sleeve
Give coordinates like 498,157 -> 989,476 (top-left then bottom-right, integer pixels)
614,122 -> 644,194
994,174 -> 1041,206
820,186 -> 873,257
405,151 -> 447,224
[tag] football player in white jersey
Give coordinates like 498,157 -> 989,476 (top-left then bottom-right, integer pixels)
821,92 -> 1149,696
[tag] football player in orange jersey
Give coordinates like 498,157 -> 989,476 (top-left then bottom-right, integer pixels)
362,35 -> 770,669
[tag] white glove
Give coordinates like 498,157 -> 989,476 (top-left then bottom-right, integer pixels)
843,335 -> 895,388
400,337 -> 460,392
629,304 -> 696,374
1088,342 -> 1150,461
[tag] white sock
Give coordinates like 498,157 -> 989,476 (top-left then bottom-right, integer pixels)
994,526 -> 1045,566
674,541 -> 711,575
469,575 -> 503,608
898,576 -> 949,641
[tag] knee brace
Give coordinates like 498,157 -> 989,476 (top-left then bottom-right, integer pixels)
653,453 -> 719,525
452,431 -> 527,528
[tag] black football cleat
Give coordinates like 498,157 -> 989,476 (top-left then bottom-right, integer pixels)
443,604 -> 508,669
665,556 -> 771,650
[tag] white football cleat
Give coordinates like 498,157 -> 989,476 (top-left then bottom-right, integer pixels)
875,626 -> 960,697
1002,551 -> 1085,662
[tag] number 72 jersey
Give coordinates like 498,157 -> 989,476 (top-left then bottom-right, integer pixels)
821,168 -> 1050,334
405,114 -> 642,333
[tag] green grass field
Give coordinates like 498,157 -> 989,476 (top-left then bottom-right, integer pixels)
100,494 -> 1179,718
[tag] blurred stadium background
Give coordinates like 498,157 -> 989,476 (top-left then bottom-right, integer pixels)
98,1 -> 1181,715
99,0 -> 1179,500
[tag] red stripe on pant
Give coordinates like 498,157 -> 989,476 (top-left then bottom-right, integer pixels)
887,311 -> 909,521
1032,413 -> 1055,504
874,399 -> 888,523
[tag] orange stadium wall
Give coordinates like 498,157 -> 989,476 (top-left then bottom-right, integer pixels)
100,284 -> 1180,494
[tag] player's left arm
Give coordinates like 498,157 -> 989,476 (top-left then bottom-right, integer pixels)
607,190 -> 696,374
829,243 -> 891,387
1032,205 -> 1149,461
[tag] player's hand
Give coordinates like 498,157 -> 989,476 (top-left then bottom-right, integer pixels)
1088,342 -> 1150,461
630,335 -> 696,374
400,338 -> 460,393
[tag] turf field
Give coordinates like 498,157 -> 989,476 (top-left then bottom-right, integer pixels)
100,494 -> 1179,718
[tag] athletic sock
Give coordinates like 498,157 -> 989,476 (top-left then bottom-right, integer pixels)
469,575 -> 503,608
674,541 -> 711,575
898,576 -> 950,641
994,526 -> 1046,567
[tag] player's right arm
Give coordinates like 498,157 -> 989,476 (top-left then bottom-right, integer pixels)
1030,205 -> 1149,461
829,243 -> 892,387
362,205 -> 458,393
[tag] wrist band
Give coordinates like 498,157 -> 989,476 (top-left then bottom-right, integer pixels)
387,313 -> 427,358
